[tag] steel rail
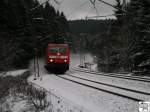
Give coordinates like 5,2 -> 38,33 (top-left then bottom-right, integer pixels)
66,74 -> 150,95
71,67 -> 150,83
56,75 -> 143,102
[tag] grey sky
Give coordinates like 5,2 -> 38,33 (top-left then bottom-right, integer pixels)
39,0 -> 123,20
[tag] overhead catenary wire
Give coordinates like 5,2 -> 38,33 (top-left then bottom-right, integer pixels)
97,0 -> 127,13
64,0 -> 127,19
86,0 -> 127,19
89,0 -> 100,18
86,13 -> 123,19
67,0 -> 89,18
85,0 -> 98,19
87,0 -> 113,19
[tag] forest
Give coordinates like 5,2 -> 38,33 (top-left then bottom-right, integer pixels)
69,0 -> 150,74
0,0 -> 150,74
0,0 -> 68,70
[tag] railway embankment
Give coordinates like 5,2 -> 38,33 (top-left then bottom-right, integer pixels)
0,71 -> 50,112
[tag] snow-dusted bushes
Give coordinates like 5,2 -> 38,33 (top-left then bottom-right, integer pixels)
0,71 -> 51,112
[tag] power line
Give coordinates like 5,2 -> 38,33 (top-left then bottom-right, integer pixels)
85,4 -> 99,19
97,0 -> 127,13
89,0 -> 99,17
90,0 -> 96,5
86,0 -> 127,19
67,0 -> 89,18
86,13 -> 123,19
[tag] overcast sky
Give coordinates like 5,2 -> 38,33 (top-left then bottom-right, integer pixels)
39,0 -> 123,20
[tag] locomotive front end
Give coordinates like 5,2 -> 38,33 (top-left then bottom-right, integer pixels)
45,44 -> 70,73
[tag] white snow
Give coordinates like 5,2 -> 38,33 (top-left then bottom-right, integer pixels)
69,71 -> 150,94
28,74 -> 139,112
0,93 -> 31,112
27,53 -> 149,112
11,100 -> 28,112
4,69 -> 28,77
62,74 -> 150,101
70,53 -> 98,71
29,75 -> 91,112
70,53 -> 95,67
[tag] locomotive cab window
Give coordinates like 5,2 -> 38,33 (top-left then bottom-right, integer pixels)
49,48 -> 58,54
59,47 -> 67,54
49,47 -> 67,54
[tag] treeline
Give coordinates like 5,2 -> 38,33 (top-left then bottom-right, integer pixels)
68,19 -> 113,52
69,19 -> 110,35
98,0 -> 150,73
0,0 -> 68,70
69,0 -> 150,74
107,0 -> 150,73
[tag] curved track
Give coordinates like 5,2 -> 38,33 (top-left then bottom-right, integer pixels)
71,67 -> 150,82
66,73 -> 150,95
56,73 -> 150,102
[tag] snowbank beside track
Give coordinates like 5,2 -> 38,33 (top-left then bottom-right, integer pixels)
28,75 -> 90,112
28,74 -> 139,112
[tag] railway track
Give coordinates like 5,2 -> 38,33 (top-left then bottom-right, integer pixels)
56,74 -> 150,102
71,67 -> 150,82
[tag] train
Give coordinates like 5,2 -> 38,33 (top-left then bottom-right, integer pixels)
44,43 -> 70,73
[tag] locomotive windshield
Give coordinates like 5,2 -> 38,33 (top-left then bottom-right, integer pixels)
50,47 -> 67,54
59,48 -> 67,53
50,48 -> 58,54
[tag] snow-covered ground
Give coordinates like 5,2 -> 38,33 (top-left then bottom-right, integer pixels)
27,53 -> 144,112
62,74 -> 150,101
28,74 -> 138,112
30,79 -> 91,112
0,52 -> 148,112
3,69 -> 28,77
0,69 -> 28,78
0,69 -> 34,112
0,53 -> 140,112
70,53 -> 97,69
0,93 -> 31,112
69,72 -> 150,94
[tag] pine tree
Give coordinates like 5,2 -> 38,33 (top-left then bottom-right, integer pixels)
131,0 -> 150,73
0,0 -> 69,70
114,0 -> 150,73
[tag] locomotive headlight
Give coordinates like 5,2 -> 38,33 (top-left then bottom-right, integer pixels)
64,59 -> 67,62
50,59 -> 53,62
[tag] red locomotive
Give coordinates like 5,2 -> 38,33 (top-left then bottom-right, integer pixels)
45,43 -> 70,73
